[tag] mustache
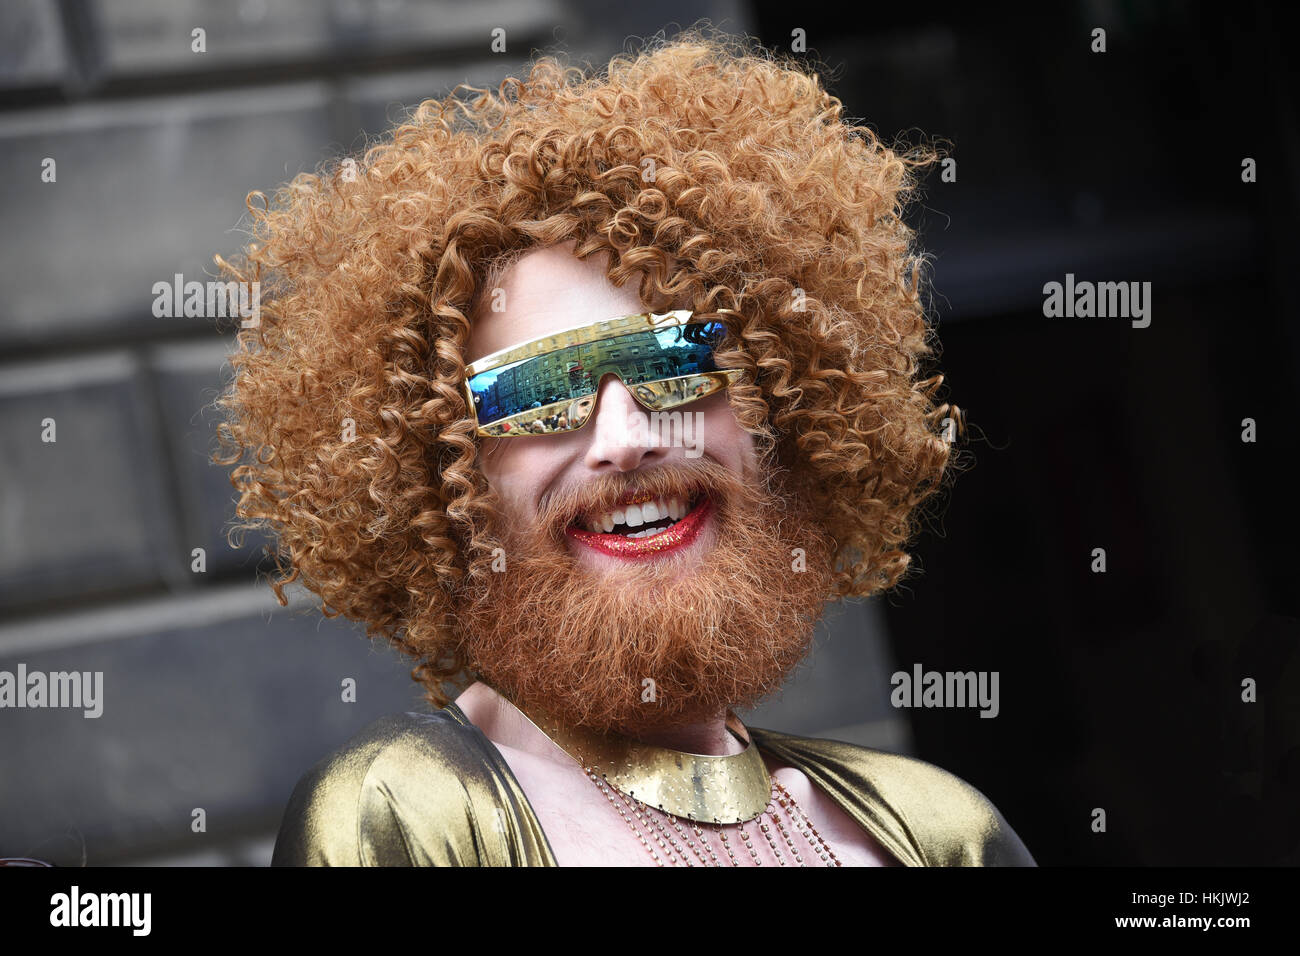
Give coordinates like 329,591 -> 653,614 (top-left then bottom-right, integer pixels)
539,458 -> 745,531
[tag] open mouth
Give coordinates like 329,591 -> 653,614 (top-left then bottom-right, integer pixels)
565,491 -> 712,558
574,491 -> 702,536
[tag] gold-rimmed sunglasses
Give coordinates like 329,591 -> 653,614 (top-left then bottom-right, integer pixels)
462,310 -> 745,437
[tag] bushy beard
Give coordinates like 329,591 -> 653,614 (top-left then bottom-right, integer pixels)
453,454 -> 837,736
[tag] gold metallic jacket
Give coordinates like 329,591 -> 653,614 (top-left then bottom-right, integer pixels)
271,704 -> 1036,866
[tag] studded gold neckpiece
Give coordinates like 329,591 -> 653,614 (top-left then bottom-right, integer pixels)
502,696 -> 843,866
506,698 -> 770,824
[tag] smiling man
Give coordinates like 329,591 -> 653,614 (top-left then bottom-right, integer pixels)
217,29 -> 1034,866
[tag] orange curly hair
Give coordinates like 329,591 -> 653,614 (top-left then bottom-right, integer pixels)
213,27 -> 961,709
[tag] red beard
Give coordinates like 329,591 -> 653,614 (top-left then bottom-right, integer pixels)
454,455 -> 837,736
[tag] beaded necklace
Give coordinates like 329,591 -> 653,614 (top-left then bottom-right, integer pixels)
587,768 -> 842,866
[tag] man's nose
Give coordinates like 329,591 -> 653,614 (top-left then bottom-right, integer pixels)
582,373 -> 663,472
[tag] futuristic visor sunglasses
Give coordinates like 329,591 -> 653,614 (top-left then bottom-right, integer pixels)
462,309 -> 744,437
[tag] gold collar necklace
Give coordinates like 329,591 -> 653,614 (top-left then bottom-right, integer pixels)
503,697 -> 772,825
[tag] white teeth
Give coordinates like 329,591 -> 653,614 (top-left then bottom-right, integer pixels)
582,494 -> 695,534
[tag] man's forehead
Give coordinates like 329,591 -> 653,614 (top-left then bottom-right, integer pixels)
465,245 -> 644,364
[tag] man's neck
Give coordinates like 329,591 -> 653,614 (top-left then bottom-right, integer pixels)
626,714 -> 744,756
455,680 -> 746,762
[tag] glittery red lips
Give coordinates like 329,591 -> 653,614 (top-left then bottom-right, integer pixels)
565,496 -> 713,559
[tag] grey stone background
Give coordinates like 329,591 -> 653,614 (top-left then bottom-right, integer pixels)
0,0 -> 910,867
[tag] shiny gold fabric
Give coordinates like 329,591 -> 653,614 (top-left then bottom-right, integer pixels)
271,704 -> 1036,866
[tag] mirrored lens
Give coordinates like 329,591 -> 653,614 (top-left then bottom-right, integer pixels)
467,320 -> 729,430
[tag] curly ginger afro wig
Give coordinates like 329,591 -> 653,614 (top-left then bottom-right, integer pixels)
214,28 -> 962,708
